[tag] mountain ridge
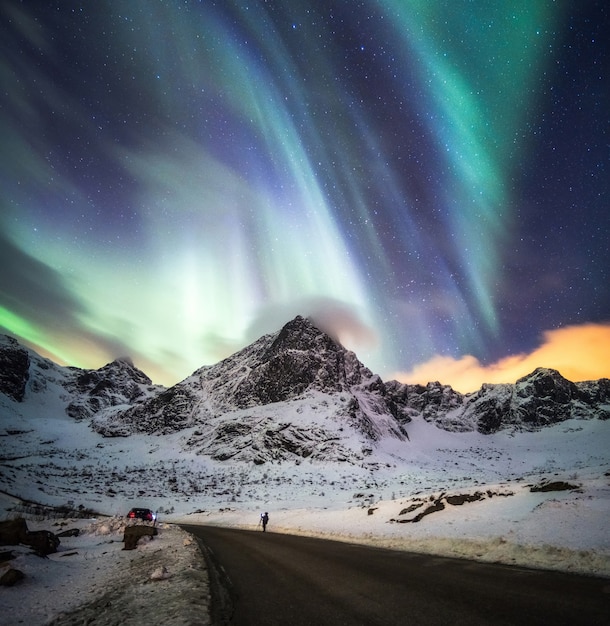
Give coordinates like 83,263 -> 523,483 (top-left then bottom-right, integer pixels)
1,317 -> 609,466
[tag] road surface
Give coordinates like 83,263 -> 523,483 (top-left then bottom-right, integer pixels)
182,525 -> 610,626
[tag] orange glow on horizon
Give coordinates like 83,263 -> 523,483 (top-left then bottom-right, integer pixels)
393,322 -> 610,393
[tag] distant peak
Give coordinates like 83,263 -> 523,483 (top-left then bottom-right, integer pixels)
516,367 -> 565,384
97,356 -> 152,385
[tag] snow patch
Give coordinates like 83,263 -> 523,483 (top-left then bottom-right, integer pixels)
0,513 -> 210,626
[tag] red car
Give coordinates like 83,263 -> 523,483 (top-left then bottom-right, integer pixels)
127,508 -> 156,521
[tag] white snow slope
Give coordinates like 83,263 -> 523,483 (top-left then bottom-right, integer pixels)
1,374 -> 609,624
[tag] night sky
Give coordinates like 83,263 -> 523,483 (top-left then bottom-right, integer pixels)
1,1 -> 608,391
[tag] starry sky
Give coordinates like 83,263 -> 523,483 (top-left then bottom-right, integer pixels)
1,1 -> 608,392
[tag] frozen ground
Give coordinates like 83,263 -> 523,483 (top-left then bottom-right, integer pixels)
1,403 -> 609,623
1,460 -> 608,625
0,509 -> 210,626
191,474 -> 610,578
175,417 -> 610,580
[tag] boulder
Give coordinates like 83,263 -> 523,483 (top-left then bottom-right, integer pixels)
530,481 -> 579,493
408,499 -> 445,523
446,492 -> 485,505
0,550 -> 15,563
0,518 -> 28,545
26,530 -> 60,555
0,566 -> 24,586
0,518 -> 60,555
123,525 -> 158,550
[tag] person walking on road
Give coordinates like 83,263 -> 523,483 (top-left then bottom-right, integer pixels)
260,512 -> 269,532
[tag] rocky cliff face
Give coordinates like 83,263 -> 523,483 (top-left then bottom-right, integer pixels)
387,367 -> 610,434
90,317 -> 410,457
195,316 -> 407,435
0,334 -> 162,426
65,357 -> 159,421
461,367 -> 610,433
224,315 -> 366,405
1,322 -> 609,465
0,336 -> 30,402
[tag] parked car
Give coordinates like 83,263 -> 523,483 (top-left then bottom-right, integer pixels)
127,507 -> 156,522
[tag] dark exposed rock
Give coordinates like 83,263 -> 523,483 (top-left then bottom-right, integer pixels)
123,524 -> 158,550
1,334 -> 164,427
575,378 -> 610,405
188,415 -> 359,464
0,336 -> 30,401
25,530 -> 60,556
459,383 -> 515,434
0,566 -> 24,586
401,381 -> 464,417
399,368 -> 610,434
92,383 -> 198,436
0,550 -> 15,562
210,317 -> 409,446
530,481 -> 580,493
94,317 -> 409,457
408,499 -> 445,522
0,518 -> 60,555
0,518 -> 28,546
2,319 -> 609,457
231,316 -> 367,406
446,492 -> 484,505
394,489 -> 515,524
512,368 -> 577,426
66,357 -> 159,421
398,502 -> 424,516
382,379 -> 417,426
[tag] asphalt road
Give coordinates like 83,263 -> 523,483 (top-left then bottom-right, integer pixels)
182,525 -> 610,626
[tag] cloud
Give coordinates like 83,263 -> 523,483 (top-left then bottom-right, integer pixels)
392,322 -> 610,393
308,302 -> 378,349
246,297 -> 377,351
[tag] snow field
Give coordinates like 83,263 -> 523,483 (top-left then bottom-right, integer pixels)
1,369 -> 609,622
181,471 -> 610,579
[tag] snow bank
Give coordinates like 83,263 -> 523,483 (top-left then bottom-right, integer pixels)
2,470 -> 607,626
0,510 -> 210,626
181,474 -> 610,579
1,414 -> 608,623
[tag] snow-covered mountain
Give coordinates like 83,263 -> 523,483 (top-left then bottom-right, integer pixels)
0,334 -> 162,417
2,318 -> 610,589
2,316 -> 607,447
396,367 -> 610,433
88,316 -> 410,464
0,316 -> 608,516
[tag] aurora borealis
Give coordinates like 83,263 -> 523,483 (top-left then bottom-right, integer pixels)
1,1 -> 608,391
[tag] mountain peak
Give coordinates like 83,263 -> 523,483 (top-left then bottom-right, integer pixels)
226,315 -> 366,407
64,357 -> 159,421
97,357 -> 152,385
263,315 -> 342,362
515,367 -> 576,402
84,315 -> 409,454
516,367 -> 564,384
